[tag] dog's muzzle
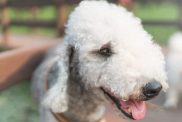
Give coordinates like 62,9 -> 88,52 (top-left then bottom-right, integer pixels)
143,81 -> 162,100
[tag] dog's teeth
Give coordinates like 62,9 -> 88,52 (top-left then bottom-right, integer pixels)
122,98 -> 129,101
122,99 -> 127,101
128,108 -> 131,113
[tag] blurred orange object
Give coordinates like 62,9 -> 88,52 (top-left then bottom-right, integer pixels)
119,0 -> 134,11
0,35 -> 58,91
119,0 -> 133,6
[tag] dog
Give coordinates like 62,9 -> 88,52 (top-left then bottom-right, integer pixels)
32,1 -> 168,122
165,32 -> 182,108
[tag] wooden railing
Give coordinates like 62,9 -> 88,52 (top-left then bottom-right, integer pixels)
1,0 -> 182,45
0,0 -> 81,7
0,0 -> 82,45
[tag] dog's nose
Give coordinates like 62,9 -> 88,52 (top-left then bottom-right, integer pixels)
143,81 -> 162,99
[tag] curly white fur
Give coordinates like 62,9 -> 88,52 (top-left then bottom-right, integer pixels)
165,32 -> 182,107
43,0 -> 168,113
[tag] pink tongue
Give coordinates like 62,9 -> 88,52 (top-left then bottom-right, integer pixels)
120,100 -> 146,120
131,101 -> 146,120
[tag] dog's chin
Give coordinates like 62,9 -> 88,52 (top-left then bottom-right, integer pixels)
101,88 -> 146,120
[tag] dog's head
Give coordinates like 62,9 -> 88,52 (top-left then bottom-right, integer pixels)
44,1 -> 168,120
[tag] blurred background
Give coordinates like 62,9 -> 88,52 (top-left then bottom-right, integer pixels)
0,0 -> 182,122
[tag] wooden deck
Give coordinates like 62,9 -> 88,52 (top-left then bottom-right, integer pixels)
0,34 -> 60,90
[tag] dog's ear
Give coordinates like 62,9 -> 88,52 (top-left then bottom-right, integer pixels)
43,42 -> 74,113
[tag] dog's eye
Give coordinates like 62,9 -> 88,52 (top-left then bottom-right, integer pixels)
99,47 -> 112,57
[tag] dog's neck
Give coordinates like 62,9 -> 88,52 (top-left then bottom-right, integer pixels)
62,65 -> 105,122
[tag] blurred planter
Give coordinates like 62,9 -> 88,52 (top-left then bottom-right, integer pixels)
0,38 -> 57,91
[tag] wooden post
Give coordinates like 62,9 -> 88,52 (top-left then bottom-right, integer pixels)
178,0 -> 182,30
31,6 -> 39,33
1,0 -> 10,46
57,3 -> 67,37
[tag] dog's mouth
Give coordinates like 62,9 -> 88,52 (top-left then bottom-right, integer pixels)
101,88 -> 146,120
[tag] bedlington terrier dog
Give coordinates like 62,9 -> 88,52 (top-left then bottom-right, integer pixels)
32,1 -> 168,122
165,32 -> 182,108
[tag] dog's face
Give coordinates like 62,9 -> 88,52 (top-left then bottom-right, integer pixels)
74,34 -> 167,120
44,1 -> 168,120
64,1 -> 168,120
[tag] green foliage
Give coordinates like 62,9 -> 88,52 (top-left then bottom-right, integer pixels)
135,3 -> 179,20
9,7 -> 56,20
0,82 -> 39,122
135,3 -> 180,45
144,26 -> 178,45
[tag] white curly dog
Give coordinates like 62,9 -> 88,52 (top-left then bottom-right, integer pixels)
32,1 -> 168,122
165,32 -> 182,108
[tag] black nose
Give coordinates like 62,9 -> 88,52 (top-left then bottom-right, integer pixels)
143,81 -> 162,99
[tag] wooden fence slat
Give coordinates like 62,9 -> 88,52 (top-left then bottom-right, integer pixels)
57,4 -> 67,36
142,20 -> 182,27
0,0 -> 53,8
9,20 -> 57,28
135,0 -> 180,3
31,6 -> 39,32
1,0 -> 10,45
0,0 -> 81,8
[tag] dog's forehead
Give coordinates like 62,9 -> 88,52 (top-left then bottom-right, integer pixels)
66,1 -> 157,55
65,1 -> 161,56
66,1 -> 144,45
